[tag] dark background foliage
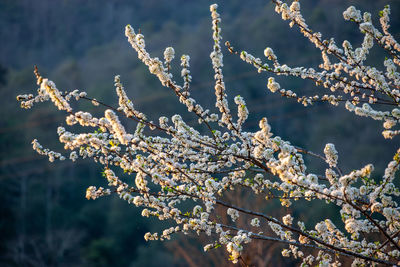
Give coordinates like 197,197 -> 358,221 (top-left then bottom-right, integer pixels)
1,0 -> 399,266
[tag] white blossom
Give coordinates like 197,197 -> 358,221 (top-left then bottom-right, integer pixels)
163,47 -> 175,63
324,143 -> 338,168
227,208 -> 239,222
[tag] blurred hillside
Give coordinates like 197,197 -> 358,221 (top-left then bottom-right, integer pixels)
1,0 -> 399,266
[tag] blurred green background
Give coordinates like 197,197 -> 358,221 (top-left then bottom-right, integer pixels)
1,0 -> 399,266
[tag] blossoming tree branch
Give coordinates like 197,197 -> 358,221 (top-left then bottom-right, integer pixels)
17,1 -> 400,266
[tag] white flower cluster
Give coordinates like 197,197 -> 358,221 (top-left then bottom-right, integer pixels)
343,6 -> 362,22
32,139 -> 65,162
16,2 -> 400,266
104,109 -> 132,145
180,55 -> 191,92
85,186 -> 111,200
267,77 -> 280,93
227,208 -> 239,222
234,95 -> 248,131
163,47 -> 175,64
226,231 -> 251,264
41,78 -> 72,112
125,25 -> 171,85
323,143 -> 338,168
115,75 -> 147,121
234,1 -> 400,138
250,218 -> 260,227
